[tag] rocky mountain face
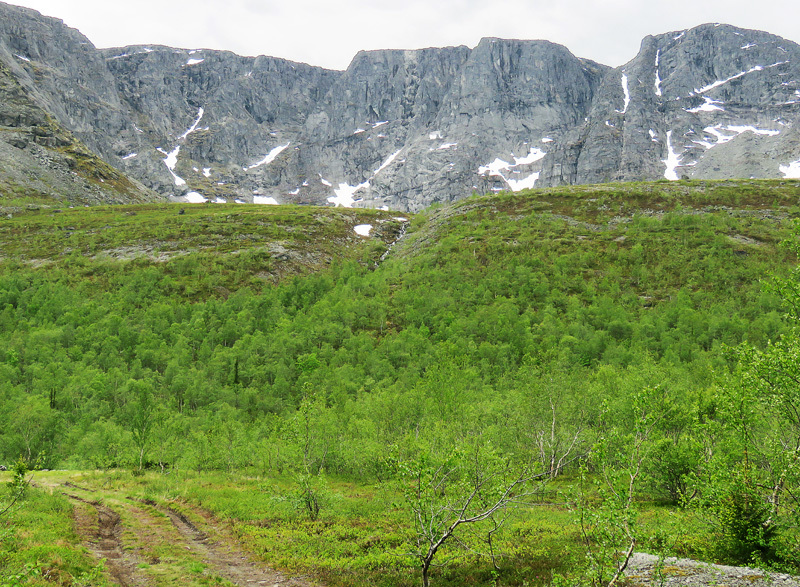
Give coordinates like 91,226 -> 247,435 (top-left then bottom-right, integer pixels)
1,2 -> 799,212
539,24 -> 800,186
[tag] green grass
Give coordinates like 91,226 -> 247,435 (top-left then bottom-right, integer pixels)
0,203 -> 405,299
86,470 -> 723,587
0,478 -> 111,586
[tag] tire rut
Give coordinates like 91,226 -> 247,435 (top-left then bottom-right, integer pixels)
137,498 -> 314,586
65,492 -> 148,587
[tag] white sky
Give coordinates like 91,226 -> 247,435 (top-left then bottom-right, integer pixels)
8,0 -> 800,71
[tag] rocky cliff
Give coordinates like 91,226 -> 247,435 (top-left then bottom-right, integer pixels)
538,24 -> 800,186
0,2 -> 799,211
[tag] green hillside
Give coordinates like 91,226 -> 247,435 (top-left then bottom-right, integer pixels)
2,180 -> 800,586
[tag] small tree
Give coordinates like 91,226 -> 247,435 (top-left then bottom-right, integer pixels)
578,387 -> 668,587
1,456 -> 38,518
697,233 -> 800,565
399,436 -> 545,587
288,384 -> 330,521
126,379 -> 155,475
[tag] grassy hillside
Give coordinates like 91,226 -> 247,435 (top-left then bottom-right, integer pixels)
0,203 -> 404,298
2,180 -> 800,586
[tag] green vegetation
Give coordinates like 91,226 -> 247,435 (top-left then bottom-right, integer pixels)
0,480 -> 109,586
1,180 -> 800,585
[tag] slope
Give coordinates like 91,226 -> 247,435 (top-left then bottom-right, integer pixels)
0,179 -> 796,466
0,58 -> 158,209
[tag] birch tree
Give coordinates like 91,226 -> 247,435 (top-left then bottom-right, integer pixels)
399,436 -> 546,587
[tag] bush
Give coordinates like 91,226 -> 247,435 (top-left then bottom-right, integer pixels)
716,485 -> 777,565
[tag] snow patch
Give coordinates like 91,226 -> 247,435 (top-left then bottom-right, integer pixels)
674,31 -> 686,40
649,129 -> 658,142
14,54 -> 31,62
202,168 -> 212,178
328,181 -> 369,207
320,176 -> 332,187
741,43 -> 757,50
654,50 -> 663,97
695,124 -> 781,150
178,108 -> 205,140
479,158 -> 513,178
186,58 -> 204,66
254,196 -> 279,205
354,128 -> 366,134
702,126 -> 735,146
185,191 -> 207,203
354,224 -> 373,236
372,121 -> 389,128
290,188 -> 300,195
157,146 -> 186,186
615,73 -> 631,114
695,62 -> 789,94
685,96 -> 725,113
726,125 -> 780,136
374,149 -> 402,175
541,137 -> 554,143
321,148 -> 406,208
214,197 -> 226,204
662,131 -> 682,181
244,143 -> 290,170
506,173 -> 540,191
779,157 -> 800,178
429,131 -> 443,140
122,153 -> 137,160
513,147 -> 546,165
478,147 -> 547,192
108,53 -> 133,60
436,142 -> 458,151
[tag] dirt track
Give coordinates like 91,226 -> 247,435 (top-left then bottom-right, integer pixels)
61,483 -> 315,587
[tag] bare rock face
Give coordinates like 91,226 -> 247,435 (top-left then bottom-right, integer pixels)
538,24 -> 800,186
0,2 -> 799,211
0,40 -> 157,207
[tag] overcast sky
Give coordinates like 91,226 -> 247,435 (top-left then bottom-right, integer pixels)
8,0 -> 800,70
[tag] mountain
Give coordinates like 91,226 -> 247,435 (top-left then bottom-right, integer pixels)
539,25 -> 800,185
0,2 -> 799,211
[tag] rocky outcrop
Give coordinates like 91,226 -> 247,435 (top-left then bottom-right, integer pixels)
626,552 -> 800,587
0,2 -> 799,211
0,51 -> 157,208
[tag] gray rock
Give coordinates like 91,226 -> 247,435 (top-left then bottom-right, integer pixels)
1,3 -> 799,211
539,24 -> 800,186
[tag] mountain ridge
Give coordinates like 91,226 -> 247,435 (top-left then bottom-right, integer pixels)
0,1 -> 799,211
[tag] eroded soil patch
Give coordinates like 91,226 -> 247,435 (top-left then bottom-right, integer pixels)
66,493 -> 147,587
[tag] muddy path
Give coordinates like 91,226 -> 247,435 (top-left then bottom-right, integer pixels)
66,492 -> 147,587
140,497 -> 313,587
59,483 -> 316,587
